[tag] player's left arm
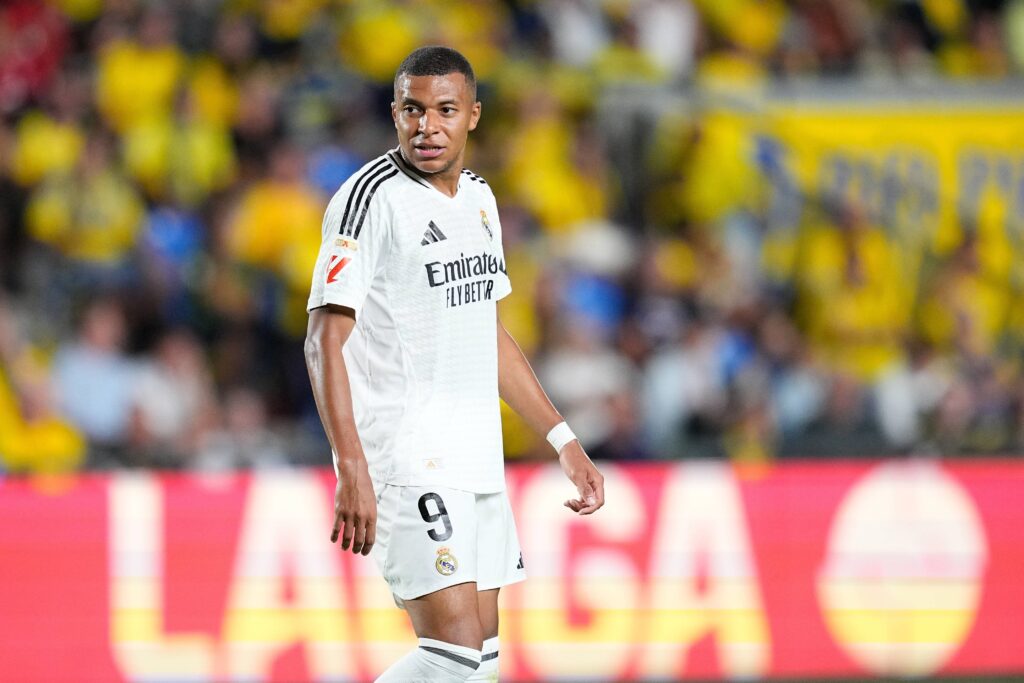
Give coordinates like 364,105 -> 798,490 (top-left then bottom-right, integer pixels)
496,313 -> 605,515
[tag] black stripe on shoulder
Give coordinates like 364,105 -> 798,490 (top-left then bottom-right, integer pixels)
338,157 -> 390,234
388,150 -> 431,187
352,169 -> 399,239
342,163 -> 394,236
461,168 -> 488,185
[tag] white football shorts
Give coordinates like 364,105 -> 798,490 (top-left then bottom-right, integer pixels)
372,485 -> 526,606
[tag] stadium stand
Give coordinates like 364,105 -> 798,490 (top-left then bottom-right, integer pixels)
2,0 -> 1024,472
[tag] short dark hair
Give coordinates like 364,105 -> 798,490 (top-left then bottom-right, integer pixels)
394,46 -> 477,99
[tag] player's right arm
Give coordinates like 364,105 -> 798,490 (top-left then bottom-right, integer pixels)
305,304 -> 377,556
305,160 -> 395,554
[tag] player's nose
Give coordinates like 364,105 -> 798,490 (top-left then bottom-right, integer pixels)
419,110 -> 440,136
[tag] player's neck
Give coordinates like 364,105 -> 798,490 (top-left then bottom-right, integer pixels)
424,168 -> 461,198
399,148 -> 463,198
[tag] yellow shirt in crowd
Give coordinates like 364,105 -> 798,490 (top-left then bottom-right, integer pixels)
96,39 -> 186,133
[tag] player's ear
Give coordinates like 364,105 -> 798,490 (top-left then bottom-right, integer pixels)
391,101 -> 398,128
468,101 -> 481,132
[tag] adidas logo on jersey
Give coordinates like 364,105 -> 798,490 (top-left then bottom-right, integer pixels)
420,220 -> 447,246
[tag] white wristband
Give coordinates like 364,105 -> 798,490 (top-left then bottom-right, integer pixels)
546,421 -> 578,454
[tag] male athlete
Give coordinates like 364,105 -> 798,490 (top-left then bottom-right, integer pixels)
305,46 -> 605,682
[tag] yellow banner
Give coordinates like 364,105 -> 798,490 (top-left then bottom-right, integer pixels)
752,102 -> 1024,264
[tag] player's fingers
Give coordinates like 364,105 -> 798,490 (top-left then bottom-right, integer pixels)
578,481 -> 598,507
330,509 -> 344,543
361,520 -> 376,556
577,479 -> 598,516
351,519 -> 366,555
340,517 -> 355,551
565,498 -> 582,512
577,479 -> 604,514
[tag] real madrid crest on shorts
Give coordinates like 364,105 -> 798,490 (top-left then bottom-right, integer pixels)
435,546 -> 458,576
480,210 -> 493,241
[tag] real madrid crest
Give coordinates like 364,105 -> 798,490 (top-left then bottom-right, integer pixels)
435,546 -> 458,576
480,210 -> 493,241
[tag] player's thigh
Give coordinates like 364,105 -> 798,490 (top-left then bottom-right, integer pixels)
477,588 -> 499,640
404,582 -> 483,649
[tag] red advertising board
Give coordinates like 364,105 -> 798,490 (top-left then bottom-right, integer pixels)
0,460 -> 1022,682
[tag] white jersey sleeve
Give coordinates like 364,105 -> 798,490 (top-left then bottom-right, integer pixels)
307,160 -> 396,314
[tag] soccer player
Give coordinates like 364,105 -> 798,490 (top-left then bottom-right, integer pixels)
304,46 -> 605,682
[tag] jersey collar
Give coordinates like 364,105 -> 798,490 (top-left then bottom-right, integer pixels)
388,148 -> 464,200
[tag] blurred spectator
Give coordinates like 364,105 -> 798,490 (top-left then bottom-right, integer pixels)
758,308 -> 827,438
95,5 -> 185,134
224,143 -> 324,335
195,385 -> 287,470
337,1 -> 424,83
232,67 -> 284,175
874,338 -> 952,450
9,68 -> 89,187
796,204 -> 908,382
917,232 -> 1009,359
137,205 -> 205,324
133,328 -> 218,465
52,299 -> 136,462
593,13 -> 665,84
539,0 -> 609,68
122,87 -> 237,205
778,0 -> 865,76
586,387 -> 650,460
25,132 -> 144,274
256,0 -> 327,45
502,90 -> 609,232
0,1 -> 68,114
632,0 -> 700,82
539,316 -> 637,454
642,318 -> 728,457
0,299 -> 85,474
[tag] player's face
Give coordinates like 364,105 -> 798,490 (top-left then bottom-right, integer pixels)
392,73 -> 481,177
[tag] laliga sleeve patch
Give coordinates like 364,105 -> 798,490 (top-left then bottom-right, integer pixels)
326,254 -> 351,284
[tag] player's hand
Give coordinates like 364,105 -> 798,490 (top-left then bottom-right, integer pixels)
331,458 -> 377,555
558,441 -> 605,515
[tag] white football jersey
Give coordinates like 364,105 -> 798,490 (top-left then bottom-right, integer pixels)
307,149 -> 512,493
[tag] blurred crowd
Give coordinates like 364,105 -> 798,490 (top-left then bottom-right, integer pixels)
2,0 -> 1024,474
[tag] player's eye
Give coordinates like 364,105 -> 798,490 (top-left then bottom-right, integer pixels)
441,107 -> 456,115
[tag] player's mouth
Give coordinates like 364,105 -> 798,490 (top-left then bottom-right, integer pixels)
413,143 -> 445,159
